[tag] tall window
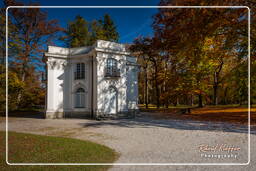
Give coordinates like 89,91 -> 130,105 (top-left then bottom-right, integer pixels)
75,63 -> 85,79
75,88 -> 85,108
106,58 -> 118,76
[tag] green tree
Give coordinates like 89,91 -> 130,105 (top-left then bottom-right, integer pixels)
66,15 -> 91,47
98,14 -> 119,42
65,14 -> 119,47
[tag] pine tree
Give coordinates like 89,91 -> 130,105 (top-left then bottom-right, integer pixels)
99,14 -> 119,42
66,15 -> 91,47
65,14 -> 119,47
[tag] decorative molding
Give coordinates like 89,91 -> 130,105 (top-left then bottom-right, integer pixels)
72,82 -> 88,93
47,59 -> 67,70
95,47 -> 130,55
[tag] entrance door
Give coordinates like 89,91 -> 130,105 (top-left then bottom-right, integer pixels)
105,87 -> 117,114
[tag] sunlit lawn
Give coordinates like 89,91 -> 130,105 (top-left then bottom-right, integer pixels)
139,104 -> 256,125
0,131 -> 119,171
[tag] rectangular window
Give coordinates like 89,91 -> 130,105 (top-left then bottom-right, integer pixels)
105,58 -> 119,77
81,63 -> 85,79
75,63 -> 85,80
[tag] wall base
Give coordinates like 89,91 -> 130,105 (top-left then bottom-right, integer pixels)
64,111 -> 91,118
45,111 -> 64,119
45,111 -> 91,119
95,109 -> 139,119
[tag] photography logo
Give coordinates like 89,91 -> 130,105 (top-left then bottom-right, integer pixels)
199,144 -> 241,159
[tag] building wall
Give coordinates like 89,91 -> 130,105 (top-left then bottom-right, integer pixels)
65,57 -> 92,117
95,51 -> 128,116
46,56 -> 93,118
126,64 -> 139,111
45,40 -> 139,119
46,57 -> 66,118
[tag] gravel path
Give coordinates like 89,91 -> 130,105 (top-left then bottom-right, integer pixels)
0,113 -> 255,171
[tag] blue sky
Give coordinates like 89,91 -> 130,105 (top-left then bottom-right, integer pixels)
45,7 -> 157,44
4,0 -> 160,45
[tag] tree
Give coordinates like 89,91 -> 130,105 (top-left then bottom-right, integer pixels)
5,0 -> 63,81
64,14 -> 119,47
130,37 -> 165,108
0,8 -> 6,65
3,0 -> 63,109
0,65 -> 24,112
66,15 -> 91,47
99,14 -> 119,42
0,6 -> 18,65
130,37 -> 151,108
132,0 -> 254,108
151,0 -> 251,107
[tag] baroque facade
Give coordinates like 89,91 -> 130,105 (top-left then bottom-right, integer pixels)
45,40 -> 139,119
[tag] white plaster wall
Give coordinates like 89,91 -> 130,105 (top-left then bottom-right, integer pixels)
70,58 -> 91,112
46,56 -> 92,114
46,40 -> 138,117
63,61 -> 71,111
96,52 -> 128,114
126,64 -> 139,110
46,57 -> 66,113
46,63 -> 54,112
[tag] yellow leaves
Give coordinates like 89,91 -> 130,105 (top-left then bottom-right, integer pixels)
193,107 -> 255,115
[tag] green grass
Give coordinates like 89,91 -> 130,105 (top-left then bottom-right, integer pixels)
0,131 -> 119,171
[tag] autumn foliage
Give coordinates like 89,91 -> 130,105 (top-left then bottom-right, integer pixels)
130,0 -> 256,108
0,0 -> 63,112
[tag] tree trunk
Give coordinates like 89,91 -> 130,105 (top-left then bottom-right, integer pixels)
191,94 -> 194,106
145,69 -> 149,109
223,87 -> 228,104
213,72 -> 218,105
213,61 -> 223,105
198,93 -> 203,107
143,76 -> 145,106
156,84 -> 160,108
153,62 -> 160,109
165,102 -> 169,108
163,61 -> 168,109
17,70 -> 26,108
213,84 -> 218,105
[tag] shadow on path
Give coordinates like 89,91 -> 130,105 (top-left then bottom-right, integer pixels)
7,111 -> 45,119
79,115 -> 256,135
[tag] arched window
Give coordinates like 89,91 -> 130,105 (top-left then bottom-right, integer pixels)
75,88 -> 85,108
105,58 -> 119,77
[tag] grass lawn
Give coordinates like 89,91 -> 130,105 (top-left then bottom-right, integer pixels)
140,105 -> 256,125
0,131 -> 119,170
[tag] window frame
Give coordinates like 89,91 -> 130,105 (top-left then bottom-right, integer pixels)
74,88 -> 85,108
75,63 -> 85,80
106,58 -> 118,77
